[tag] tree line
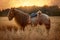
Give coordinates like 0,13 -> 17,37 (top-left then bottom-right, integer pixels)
0,5 -> 60,17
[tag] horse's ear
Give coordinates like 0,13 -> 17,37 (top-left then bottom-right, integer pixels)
11,8 -> 15,10
11,8 -> 13,10
37,10 -> 42,15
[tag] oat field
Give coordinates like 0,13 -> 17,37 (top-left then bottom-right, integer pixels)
0,16 -> 60,40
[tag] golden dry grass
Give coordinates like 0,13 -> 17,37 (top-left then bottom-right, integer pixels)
0,16 -> 60,40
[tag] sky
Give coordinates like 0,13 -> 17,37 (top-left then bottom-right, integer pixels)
0,0 -> 60,10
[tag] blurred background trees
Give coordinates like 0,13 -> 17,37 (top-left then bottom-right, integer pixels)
0,5 -> 60,17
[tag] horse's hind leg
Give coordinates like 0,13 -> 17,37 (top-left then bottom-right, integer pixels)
45,19 -> 51,35
45,23 -> 50,35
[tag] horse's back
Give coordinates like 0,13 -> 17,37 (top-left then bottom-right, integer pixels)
38,14 -> 50,24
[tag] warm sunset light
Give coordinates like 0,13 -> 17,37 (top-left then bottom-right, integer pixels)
21,1 -> 47,7
0,0 -> 60,9
11,0 -> 51,7
21,2 -> 34,6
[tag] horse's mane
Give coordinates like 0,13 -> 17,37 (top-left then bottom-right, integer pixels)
13,9 -> 28,15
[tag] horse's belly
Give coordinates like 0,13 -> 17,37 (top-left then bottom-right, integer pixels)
31,17 -> 37,24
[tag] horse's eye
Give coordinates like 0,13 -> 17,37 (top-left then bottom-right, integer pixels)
10,12 -> 13,14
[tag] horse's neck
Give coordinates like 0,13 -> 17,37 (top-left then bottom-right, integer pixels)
14,9 -> 26,15
13,9 -> 29,20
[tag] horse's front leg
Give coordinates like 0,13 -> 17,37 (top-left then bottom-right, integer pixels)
20,26 -> 25,31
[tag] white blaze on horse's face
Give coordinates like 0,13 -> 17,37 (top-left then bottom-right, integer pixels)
8,10 -> 14,21
37,10 -> 42,15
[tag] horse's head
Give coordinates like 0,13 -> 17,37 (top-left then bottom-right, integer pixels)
36,10 -> 42,15
8,8 -> 15,21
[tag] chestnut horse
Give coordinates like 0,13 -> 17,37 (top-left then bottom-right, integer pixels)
8,8 -> 31,31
